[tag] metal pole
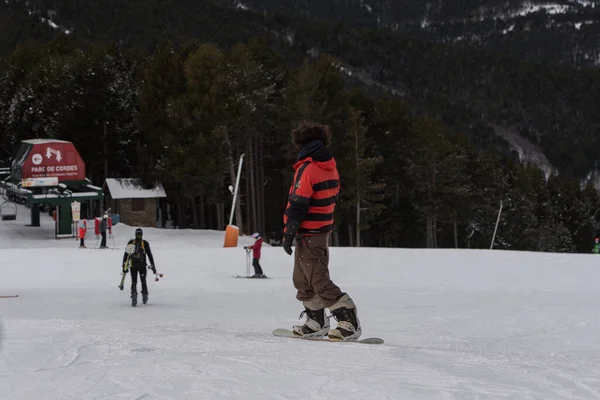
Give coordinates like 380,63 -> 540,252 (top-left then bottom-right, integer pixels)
228,154 -> 245,226
490,200 -> 503,249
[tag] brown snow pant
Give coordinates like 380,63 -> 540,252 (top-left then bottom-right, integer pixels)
293,233 -> 344,309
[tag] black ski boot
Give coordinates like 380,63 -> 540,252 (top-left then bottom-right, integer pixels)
328,294 -> 362,341
142,292 -> 148,304
328,306 -> 362,341
131,292 -> 137,307
292,308 -> 330,338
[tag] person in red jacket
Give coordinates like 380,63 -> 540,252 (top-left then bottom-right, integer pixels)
282,120 -> 361,341
78,218 -> 87,248
245,233 -> 265,278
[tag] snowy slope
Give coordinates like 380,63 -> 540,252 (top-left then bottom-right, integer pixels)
1,204 -> 600,399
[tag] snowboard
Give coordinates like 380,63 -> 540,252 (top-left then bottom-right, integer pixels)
234,275 -> 270,279
272,328 -> 384,344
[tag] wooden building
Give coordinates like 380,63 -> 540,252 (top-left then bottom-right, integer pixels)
103,178 -> 166,227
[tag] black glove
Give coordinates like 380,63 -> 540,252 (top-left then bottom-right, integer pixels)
150,265 -> 157,274
282,220 -> 299,256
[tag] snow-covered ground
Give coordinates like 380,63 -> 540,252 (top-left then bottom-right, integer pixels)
1,204 -> 600,399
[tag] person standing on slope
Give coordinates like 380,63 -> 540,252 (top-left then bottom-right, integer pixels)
122,228 -> 156,307
245,232 -> 266,278
593,238 -> 600,253
282,121 -> 362,341
78,218 -> 87,248
99,214 -> 108,249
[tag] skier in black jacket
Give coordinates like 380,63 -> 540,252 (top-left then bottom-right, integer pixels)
122,228 -> 156,306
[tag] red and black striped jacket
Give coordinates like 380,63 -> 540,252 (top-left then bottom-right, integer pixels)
283,151 -> 340,236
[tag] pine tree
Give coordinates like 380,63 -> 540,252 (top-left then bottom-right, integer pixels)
404,116 -> 470,248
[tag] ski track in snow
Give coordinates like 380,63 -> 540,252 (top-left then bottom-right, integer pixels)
1,204 -> 600,399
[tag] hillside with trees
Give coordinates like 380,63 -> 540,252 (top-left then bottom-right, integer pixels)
1,0 -> 600,252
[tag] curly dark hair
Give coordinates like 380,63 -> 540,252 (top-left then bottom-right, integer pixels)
291,121 -> 331,148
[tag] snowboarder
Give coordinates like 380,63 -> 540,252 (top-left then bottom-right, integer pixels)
78,218 -> 87,248
282,120 -> 362,341
122,228 -> 156,306
244,232 -> 265,278
592,238 -> 600,253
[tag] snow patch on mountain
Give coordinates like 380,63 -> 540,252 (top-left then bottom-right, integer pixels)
234,1 -> 249,10
493,125 -> 555,178
511,2 -> 572,17
582,169 -> 600,190
39,16 -> 71,34
503,24 -> 516,34
568,0 -> 598,7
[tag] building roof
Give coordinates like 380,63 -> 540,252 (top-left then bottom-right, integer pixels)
22,139 -> 71,144
104,178 -> 167,199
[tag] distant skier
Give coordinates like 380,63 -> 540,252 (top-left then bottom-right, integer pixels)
593,238 -> 600,253
245,232 -> 265,278
122,228 -> 156,306
282,120 -> 361,341
99,214 -> 108,249
78,218 -> 87,248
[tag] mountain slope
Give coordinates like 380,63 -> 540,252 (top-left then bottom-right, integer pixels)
220,0 -> 600,68
0,0 -> 58,56
4,0 -> 600,180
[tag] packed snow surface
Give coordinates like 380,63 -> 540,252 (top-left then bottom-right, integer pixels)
1,204 -> 600,399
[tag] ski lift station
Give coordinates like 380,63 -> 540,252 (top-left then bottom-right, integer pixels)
0,139 -> 104,237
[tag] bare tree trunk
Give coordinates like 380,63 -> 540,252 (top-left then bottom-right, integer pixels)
347,222 -> 354,247
467,223 -> 475,249
191,196 -> 199,229
245,173 -> 250,234
257,136 -> 265,235
356,196 -> 361,247
433,216 -> 438,248
216,203 -> 223,230
332,228 -> 339,246
453,220 -> 458,248
199,187 -> 205,229
248,138 -> 258,234
426,216 -> 433,248
103,121 -> 108,181
177,199 -> 185,229
355,127 -> 361,248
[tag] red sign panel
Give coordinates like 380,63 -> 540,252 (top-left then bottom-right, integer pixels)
21,142 -> 86,181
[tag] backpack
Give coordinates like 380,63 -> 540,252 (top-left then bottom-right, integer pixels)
130,240 -> 146,263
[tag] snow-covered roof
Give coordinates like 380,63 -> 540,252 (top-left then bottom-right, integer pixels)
104,178 -> 167,199
22,139 -> 71,144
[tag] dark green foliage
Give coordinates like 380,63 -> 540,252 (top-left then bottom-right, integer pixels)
2,1 -> 600,251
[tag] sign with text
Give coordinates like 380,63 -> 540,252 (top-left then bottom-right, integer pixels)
71,201 -> 81,221
21,177 -> 59,187
21,142 -> 86,181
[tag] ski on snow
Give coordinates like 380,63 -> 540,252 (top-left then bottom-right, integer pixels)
234,275 -> 270,279
272,328 -> 384,344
